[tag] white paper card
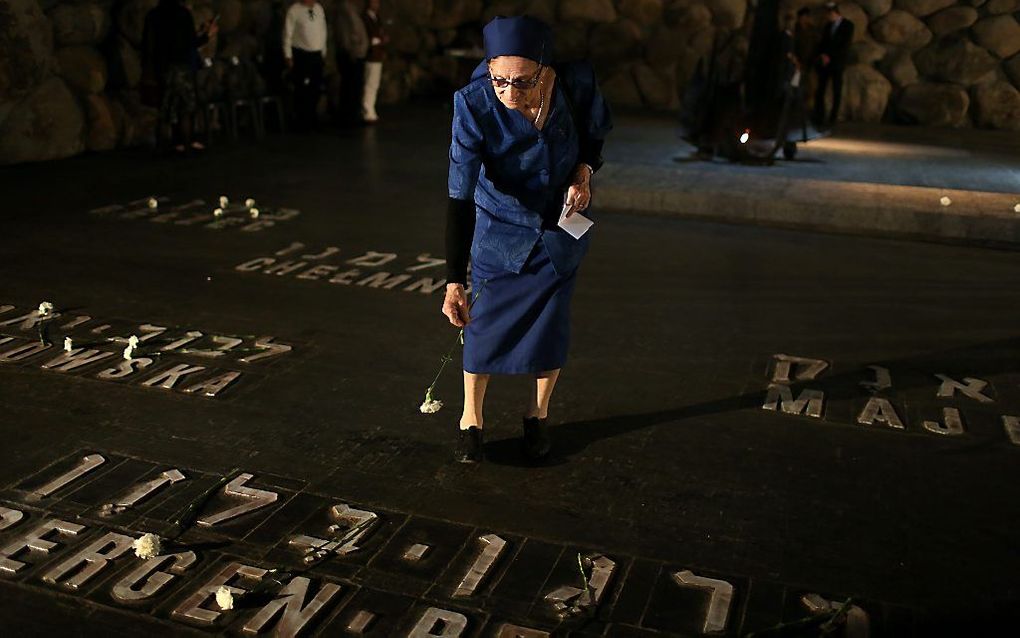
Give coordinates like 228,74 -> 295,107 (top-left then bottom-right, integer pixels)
558,203 -> 594,240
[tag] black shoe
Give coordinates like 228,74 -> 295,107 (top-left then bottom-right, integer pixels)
456,426 -> 484,463
522,416 -> 551,461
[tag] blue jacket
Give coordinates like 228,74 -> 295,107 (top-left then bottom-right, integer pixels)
448,60 -> 613,276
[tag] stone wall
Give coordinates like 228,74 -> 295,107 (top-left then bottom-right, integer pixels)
1,0 -> 1017,165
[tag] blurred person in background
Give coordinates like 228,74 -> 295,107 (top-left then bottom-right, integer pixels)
261,0 -> 289,96
360,0 -> 388,123
813,2 -> 854,128
142,0 -> 218,153
794,7 -> 816,72
335,0 -> 369,126
283,0 -> 327,130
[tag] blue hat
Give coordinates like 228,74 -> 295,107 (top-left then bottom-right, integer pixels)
482,15 -> 554,65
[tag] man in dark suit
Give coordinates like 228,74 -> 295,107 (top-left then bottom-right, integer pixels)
813,2 -> 853,128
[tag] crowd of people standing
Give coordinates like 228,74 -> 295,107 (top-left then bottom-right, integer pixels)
284,0 -> 389,130
141,0 -> 388,152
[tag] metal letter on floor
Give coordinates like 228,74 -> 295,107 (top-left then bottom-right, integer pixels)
31,454 -> 106,498
453,534 -> 508,598
407,607 -> 469,638
672,570 -> 734,635
241,577 -> 342,638
196,473 -> 279,527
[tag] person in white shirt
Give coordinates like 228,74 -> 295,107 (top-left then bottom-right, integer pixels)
283,0 -> 327,129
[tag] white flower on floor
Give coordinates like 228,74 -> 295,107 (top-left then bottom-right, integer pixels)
940,196 -> 952,207
419,288 -> 485,417
419,399 -> 442,413
245,198 -> 256,208
1014,203 -> 1020,214
37,301 -> 54,316
64,337 -> 73,353
419,388 -> 443,414
132,533 -> 162,559
215,586 -> 235,610
213,207 -> 224,217
148,197 -> 159,209
123,335 -> 140,360
249,208 -> 259,219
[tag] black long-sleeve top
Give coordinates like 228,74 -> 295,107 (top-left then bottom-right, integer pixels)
142,0 -> 209,77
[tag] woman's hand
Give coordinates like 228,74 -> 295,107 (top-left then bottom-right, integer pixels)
442,283 -> 471,328
563,164 -> 592,218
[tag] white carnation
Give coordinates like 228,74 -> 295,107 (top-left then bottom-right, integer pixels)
1014,203 -> 1020,214
419,398 -> 443,414
123,335 -> 140,361
219,195 -> 229,208
245,198 -> 256,208
213,207 -> 224,217
249,208 -> 259,219
132,533 -> 162,559
215,585 -> 235,610
940,196 -> 951,207
147,197 -> 159,209
38,301 -> 54,316
64,337 -> 73,353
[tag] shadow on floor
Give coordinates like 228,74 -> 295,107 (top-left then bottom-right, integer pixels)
483,336 -> 1020,467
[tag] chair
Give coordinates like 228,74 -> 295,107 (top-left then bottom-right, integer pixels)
258,95 -> 287,134
228,98 -> 262,140
198,101 -> 228,145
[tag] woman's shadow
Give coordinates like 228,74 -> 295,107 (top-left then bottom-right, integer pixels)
482,389 -> 764,467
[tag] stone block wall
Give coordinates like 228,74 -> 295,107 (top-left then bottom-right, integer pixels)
1,0 -> 1017,165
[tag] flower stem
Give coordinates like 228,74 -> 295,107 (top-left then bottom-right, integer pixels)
425,280 -> 487,396
167,468 -> 240,542
577,553 -> 595,607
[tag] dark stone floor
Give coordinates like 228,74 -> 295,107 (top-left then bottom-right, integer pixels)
1,107 -> 1019,636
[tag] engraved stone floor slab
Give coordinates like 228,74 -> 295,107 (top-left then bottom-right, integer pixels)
1,108 -> 1019,635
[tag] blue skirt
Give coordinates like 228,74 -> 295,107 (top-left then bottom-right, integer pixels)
464,240 -> 578,375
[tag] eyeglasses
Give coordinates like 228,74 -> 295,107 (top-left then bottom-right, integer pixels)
488,65 -> 543,90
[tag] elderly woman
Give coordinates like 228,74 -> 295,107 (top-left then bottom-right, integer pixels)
443,15 -> 612,463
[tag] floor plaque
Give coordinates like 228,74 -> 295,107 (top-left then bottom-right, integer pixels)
0,301 -> 298,401
0,447 -> 938,635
